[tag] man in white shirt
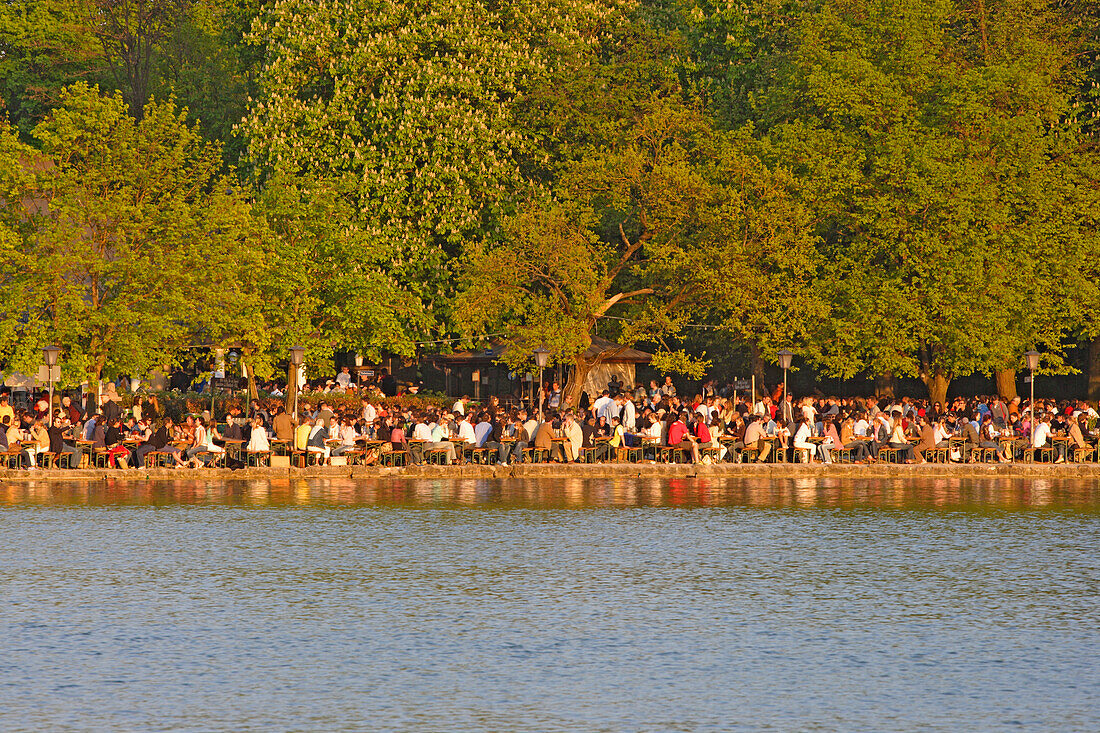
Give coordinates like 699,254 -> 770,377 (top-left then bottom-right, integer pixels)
562,412 -> 583,462
619,395 -> 636,432
452,395 -> 469,416
742,416 -> 771,462
592,391 -> 614,422
457,414 -> 477,446
523,411 -> 540,446
408,416 -> 433,464
472,413 -> 492,447
361,398 -> 377,425
423,415 -> 458,464
1032,414 -> 1051,450
335,366 -> 352,388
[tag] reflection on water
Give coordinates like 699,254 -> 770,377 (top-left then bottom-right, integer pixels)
1,475 -> 1098,510
2,478 -> 1098,731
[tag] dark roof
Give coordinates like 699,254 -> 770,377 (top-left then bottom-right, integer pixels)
435,336 -> 652,365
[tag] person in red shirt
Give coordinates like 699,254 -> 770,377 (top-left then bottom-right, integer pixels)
667,411 -> 700,463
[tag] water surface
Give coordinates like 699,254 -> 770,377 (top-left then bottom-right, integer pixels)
1,478 -> 1097,731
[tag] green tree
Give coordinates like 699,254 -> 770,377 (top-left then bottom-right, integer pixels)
0,0 -> 105,138
240,0 -> 625,345
11,83 -> 260,387
764,0 -> 1098,403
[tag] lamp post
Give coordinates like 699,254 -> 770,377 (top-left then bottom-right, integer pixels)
1025,350 -> 1040,452
774,347 -> 792,416
777,350 -> 793,408
534,344 -> 550,414
42,345 -> 61,419
289,345 -> 306,424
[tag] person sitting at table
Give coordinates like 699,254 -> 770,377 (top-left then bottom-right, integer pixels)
331,417 -> 358,458
27,417 -> 50,468
294,418 -> 312,453
425,413 -> 459,465
185,417 -> 209,467
561,411 -> 583,463
911,415 -> 935,463
667,411 -> 700,464
473,412 -> 493,448
978,415 -> 1008,462
389,418 -> 408,455
821,415 -> 841,461
1068,414 -> 1091,461
1,415 -> 33,468
886,411 -> 918,463
223,405 -> 246,440
839,414 -> 873,462
246,415 -> 270,454
103,416 -> 133,468
305,416 -> 328,464
272,405 -> 294,443
743,415 -> 771,463
192,417 -> 225,467
46,416 -> 81,469
792,415 -> 817,462
408,414 -> 432,464
1035,414 -> 1066,463
532,415 -> 557,461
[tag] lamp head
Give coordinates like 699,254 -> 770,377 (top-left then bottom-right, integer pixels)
289,345 -> 306,366
1024,351 -> 1040,372
42,344 -> 61,367
777,349 -> 794,371
534,344 -> 550,369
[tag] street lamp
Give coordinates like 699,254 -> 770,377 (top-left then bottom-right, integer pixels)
1025,350 -> 1040,454
289,345 -> 306,423
777,349 -> 793,407
534,344 -> 550,413
42,345 -> 61,419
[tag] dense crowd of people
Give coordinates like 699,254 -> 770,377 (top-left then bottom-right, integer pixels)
3,375 -> 1099,470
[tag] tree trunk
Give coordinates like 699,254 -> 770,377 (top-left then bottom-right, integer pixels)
563,352 -> 593,410
243,359 -> 258,403
1089,339 -> 1100,402
995,369 -> 1018,401
284,362 -> 297,417
922,373 -> 950,406
749,342 -> 768,390
874,371 -> 896,399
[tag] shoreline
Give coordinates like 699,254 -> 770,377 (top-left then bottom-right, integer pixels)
3,463 -> 1100,481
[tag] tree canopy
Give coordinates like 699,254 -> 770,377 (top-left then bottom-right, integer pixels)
1,0 -> 1099,399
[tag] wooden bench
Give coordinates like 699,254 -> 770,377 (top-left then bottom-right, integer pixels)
699,446 -> 722,463
972,447 -> 998,463
425,448 -> 450,465
144,451 -> 173,468
830,447 -> 855,464
926,447 -> 951,464
196,451 -> 226,468
877,447 -> 902,464
379,450 -> 407,467
343,449 -> 367,465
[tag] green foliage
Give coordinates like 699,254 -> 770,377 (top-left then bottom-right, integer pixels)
2,0 -> 1099,402
761,0 -> 1100,393
240,0 -> 626,338
0,0 -> 104,138
8,83 -> 261,384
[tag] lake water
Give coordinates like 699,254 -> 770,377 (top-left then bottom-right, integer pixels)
1,477 -> 1097,731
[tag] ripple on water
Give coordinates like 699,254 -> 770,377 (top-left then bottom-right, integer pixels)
0,478 -> 1097,731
